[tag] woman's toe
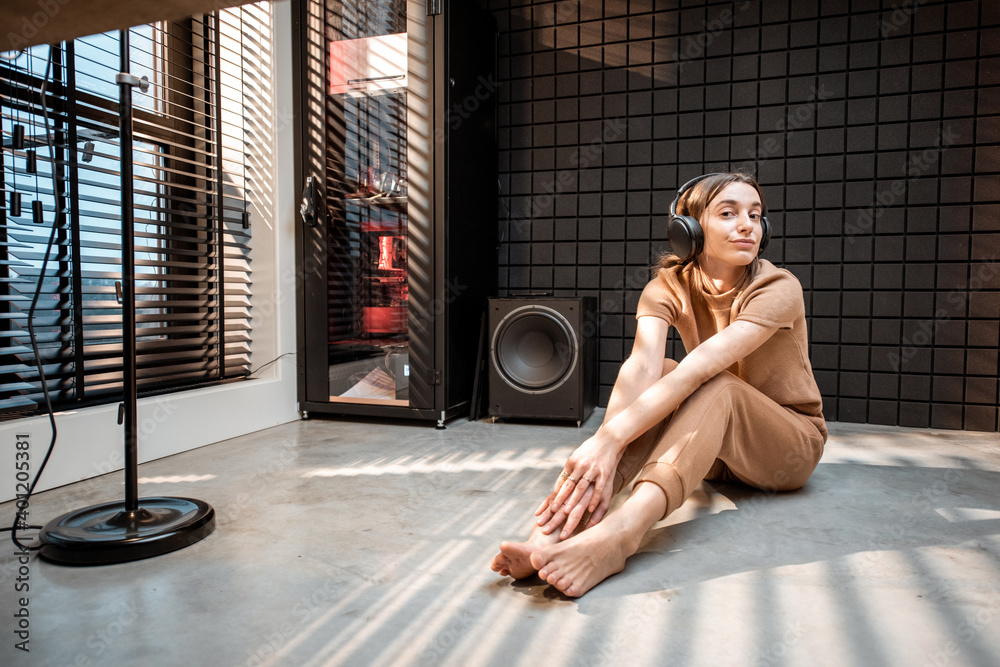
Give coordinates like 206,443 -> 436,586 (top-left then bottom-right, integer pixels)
529,550 -> 550,572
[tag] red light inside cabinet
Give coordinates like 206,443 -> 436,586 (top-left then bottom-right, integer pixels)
377,235 -> 403,271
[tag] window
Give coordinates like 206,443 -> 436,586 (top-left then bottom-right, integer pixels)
0,11 -> 254,417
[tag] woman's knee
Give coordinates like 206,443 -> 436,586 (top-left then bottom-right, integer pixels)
774,440 -> 824,491
683,370 -> 741,408
749,436 -> 823,492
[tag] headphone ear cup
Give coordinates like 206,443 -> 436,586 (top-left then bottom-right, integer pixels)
758,215 -> 771,256
667,214 -> 703,261
686,216 -> 704,257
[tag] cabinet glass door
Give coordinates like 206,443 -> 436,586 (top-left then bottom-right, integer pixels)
325,1 -> 412,405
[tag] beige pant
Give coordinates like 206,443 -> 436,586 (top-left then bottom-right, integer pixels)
613,366 -> 826,520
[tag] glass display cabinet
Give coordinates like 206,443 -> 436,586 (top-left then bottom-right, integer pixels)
294,0 -> 497,426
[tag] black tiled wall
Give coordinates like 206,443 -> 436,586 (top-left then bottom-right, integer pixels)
486,0 -> 1000,432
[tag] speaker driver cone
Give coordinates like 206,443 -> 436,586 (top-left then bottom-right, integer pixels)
491,305 -> 578,393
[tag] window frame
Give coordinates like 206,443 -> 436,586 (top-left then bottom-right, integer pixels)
0,13 -> 253,419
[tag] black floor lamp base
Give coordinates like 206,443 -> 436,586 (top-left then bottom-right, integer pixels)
37,497 -> 215,565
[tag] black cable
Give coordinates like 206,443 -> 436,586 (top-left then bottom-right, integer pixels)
496,178 -> 512,250
9,45 -> 61,552
242,352 -> 295,379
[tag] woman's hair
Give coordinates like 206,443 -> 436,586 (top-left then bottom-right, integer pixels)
654,171 -> 766,291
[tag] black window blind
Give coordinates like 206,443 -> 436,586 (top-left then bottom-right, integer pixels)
1,11 -> 254,418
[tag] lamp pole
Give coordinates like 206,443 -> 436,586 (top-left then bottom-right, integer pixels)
118,28 -> 139,514
37,30 -> 215,565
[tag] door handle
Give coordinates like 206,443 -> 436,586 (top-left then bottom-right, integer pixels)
300,175 -> 318,227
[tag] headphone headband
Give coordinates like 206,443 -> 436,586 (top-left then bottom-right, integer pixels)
670,172 -> 768,218
670,173 -> 723,217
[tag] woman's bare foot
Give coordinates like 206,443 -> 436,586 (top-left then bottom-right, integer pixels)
527,518 -> 630,596
528,482 -> 666,597
491,524 -> 562,579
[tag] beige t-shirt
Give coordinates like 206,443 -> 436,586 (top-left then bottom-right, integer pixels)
636,258 -> 828,443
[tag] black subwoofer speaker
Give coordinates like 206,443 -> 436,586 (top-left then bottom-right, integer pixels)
488,296 -> 598,425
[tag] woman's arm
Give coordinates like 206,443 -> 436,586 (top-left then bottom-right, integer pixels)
599,318 -> 778,455
602,316 -> 671,425
532,316 -> 668,533
544,318 -> 780,535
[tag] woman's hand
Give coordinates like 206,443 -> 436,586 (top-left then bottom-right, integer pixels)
534,432 -> 622,538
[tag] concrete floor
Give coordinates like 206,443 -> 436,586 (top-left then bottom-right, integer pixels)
2,412 -> 1000,666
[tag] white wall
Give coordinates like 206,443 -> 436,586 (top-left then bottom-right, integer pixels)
0,0 -> 299,503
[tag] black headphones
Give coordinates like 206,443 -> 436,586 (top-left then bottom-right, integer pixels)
667,173 -> 771,261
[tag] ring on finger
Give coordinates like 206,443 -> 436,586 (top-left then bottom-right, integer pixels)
559,471 -> 570,480
567,478 -> 579,484
582,477 -> 592,484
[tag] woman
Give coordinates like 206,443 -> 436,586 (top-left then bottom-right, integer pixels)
490,172 -> 828,597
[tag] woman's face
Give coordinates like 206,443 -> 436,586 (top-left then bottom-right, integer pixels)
699,181 -> 764,268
